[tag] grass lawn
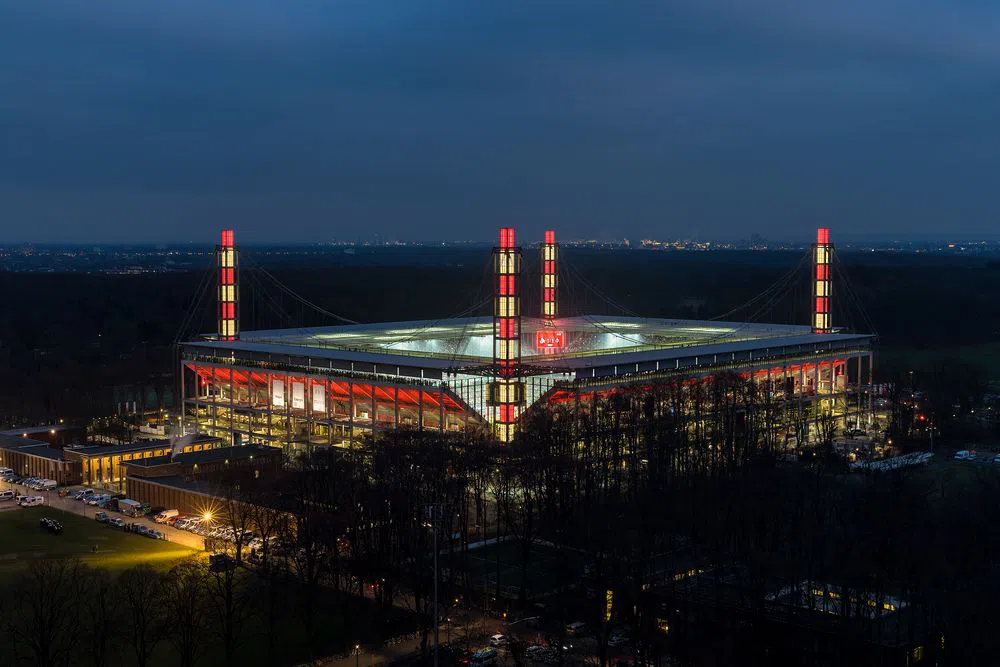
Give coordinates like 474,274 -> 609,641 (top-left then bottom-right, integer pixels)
0,505 -> 195,581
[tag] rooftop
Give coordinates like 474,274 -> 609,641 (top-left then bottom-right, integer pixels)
129,474 -> 225,498
0,434 -> 66,460
0,424 -> 81,437
123,445 -> 280,468
186,315 -> 869,372
73,434 -> 222,457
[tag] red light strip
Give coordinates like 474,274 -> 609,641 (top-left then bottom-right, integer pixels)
813,227 -> 831,333
542,229 -> 557,323
492,227 -> 522,442
217,228 -> 238,340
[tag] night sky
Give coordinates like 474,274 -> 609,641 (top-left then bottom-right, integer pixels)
2,1 -> 999,243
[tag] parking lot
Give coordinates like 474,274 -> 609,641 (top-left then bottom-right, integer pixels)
0,500 -> 194,581
0,480 -> 206,550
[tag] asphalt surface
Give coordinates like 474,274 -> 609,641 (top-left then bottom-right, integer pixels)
2,482 -> 206,550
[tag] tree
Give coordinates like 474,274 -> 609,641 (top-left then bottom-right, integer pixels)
207,552 -> 252,667
164,559 -> 211,667
79,567 -> 122,667
118,565 -> 167,667
2,558 -> 87,667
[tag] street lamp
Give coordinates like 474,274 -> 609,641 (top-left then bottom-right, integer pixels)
355,644 -> 361,667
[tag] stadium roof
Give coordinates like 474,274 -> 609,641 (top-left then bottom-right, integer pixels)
186,316 -> 868,373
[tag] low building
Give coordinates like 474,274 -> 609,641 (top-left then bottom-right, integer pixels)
64,435 -> 224,489
0,424 -> 87,449
123,444 -> 281,481
0,434 -> 82,485
124,445 -> 283,516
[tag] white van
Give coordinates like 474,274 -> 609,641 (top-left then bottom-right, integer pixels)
0,467 -> 13,476
19,496 -> 44,507
0,490 -> 14,501
39,480 -> 58,490
154,509 -> 179,524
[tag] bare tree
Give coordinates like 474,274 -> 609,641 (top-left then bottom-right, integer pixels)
2,558 -> 87,667
79,567 -> 122,667
164,559 -> 211,667
118,564 -> 167,667
207,549 -> 252,667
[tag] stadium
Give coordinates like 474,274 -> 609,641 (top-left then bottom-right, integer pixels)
179,228 -> 874,453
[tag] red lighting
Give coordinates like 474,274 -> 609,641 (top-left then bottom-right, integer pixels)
498,318 -> 518,338
499,227 -> 515,249
536,330 -> 565,349
544,230 -> 555,244
813,227 -> 831,333
499,275 -> 516,295
217,229 -> 238,340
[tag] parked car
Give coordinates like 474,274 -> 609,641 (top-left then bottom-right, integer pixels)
19,495 -> 44,507
108,517 -> 126,528
147,529 -> 166,540
95,511 -> 109,523
607,634 -> 630,648
0,490 -> 15,501
183,517 -> 204,531
954,450 -> 973,460
154,509 -> 179,524
565,621 -> 587,636
470,648 -> 498,667
167,515 -> 186,527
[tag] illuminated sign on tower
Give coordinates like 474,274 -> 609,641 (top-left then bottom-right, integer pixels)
217,229 -> 238,341
813,227 -> 831,334
490,227 -> 524,442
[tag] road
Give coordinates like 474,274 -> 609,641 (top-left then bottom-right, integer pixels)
3,482 -> 206,550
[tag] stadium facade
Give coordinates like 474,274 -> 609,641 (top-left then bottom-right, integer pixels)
179,228 -> 874,453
